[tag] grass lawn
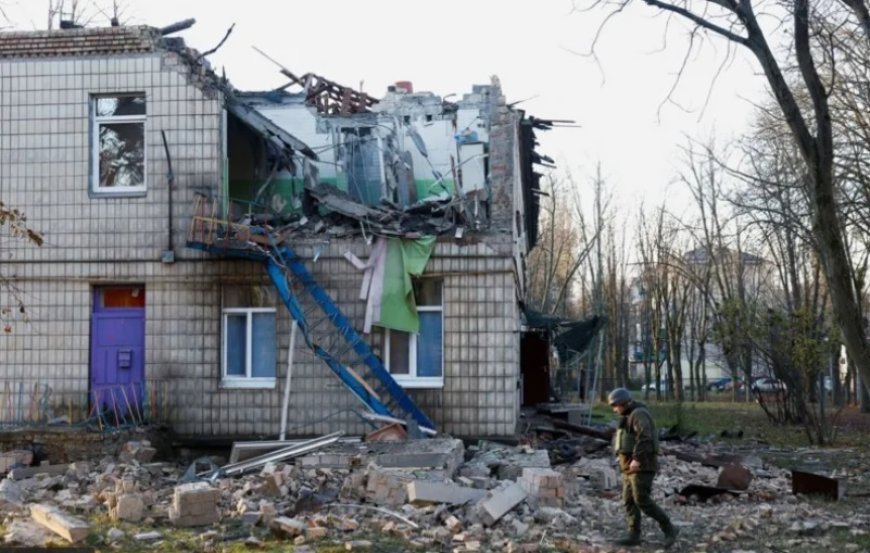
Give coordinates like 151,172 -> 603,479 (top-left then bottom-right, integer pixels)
591,395 -> 870,449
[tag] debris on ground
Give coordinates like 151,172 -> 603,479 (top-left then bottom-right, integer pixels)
0,424 -> 869,552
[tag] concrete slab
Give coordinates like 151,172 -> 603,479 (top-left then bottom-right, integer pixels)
475,481 -> 527,526
406,480 -> 486,505
30,504 -> 91,543
298,438 -> 464,476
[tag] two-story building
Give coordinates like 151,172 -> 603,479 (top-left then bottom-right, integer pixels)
0,24 -> 547,438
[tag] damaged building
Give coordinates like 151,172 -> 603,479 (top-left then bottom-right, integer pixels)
0,23 -> 552,439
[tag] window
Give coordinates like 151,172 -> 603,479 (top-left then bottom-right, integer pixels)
222,308 -> 277,388
384,279 -> 443,388
91,94 -> 146,196
340,127 -> 383,206
98,287 -> 145,309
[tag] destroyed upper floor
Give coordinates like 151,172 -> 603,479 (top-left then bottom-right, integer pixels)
0,23 -> 553,251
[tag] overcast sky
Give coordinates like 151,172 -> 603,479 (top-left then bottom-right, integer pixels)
5,0 -> 769,214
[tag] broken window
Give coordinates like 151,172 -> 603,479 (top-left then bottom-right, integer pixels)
385,279 -> 443,388
91,94 -> 146,195
340,127 -> 383,206
222,308 -> 277,388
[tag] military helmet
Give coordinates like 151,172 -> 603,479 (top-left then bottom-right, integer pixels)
608,387 -> 632,406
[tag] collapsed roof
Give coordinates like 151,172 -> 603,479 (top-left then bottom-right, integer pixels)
0,22 -> 555,245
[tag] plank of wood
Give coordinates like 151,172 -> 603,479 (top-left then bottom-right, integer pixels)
551,419 -> 614,441
9,463 -> 69,480
30,503 -> 91,543
345,366 -> 381,403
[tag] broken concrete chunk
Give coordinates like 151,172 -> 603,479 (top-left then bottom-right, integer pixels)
339,517 -> 360,531
257,473 -> 282,497
271,516 -> 307,538
112,493 -> 145,522
0,479 -> 24,513
406,479 -> 487,506
365,467 -> 414,506
0,449 -> 33,474
340,471 -> 368,501
8,463 -> 70,481
134,531 -> 163,541
475,481 -> 528,526
240,511 -> 261,526
168,481 -> 221,527
470,446 -> 551,481
306,526 -> 328,540
106,528 -> 125,542
118,440 -> 157,464
30,503 -> 91,543
517,468 -> 565,507
444,515 -> 463,533
458,463 -> 492,479
3,519 -> 54,547
258,499 -> 277,526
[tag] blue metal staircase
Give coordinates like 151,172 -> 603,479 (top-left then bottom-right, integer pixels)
187,199 -> 436,433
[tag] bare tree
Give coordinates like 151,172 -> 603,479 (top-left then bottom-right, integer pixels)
680,143 -> 762,400
635,204 -> 672,399
581,0 -> 870,399
603,215 -> 632,391
0,202 -> 43,332
527,175 -> 600,317
683,253 -> 714,400
46,0 -> 127,29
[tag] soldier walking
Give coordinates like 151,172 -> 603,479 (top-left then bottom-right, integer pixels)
608,387 -> 679,548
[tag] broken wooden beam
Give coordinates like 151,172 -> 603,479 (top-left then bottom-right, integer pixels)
662,448 -> 741,469
792,470 -> 845,500
677,484 -> 740,503
30,504 -> 91,543
550,419 -> 614,441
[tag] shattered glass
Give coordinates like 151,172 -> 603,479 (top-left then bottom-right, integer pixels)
99,123 -> 144,188
96,95 -> 145,117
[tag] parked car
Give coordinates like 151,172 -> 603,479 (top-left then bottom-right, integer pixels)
708,377 -> 745,392
706,377 -> 731,391
641,378 -> 669,392
751,377 -> 787,393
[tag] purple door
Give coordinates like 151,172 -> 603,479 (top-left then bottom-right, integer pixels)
90,286 -> 145,424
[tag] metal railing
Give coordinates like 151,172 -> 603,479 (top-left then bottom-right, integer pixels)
0,379 -> 171,431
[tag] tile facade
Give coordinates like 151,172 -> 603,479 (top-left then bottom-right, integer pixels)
0,36 -> 525,437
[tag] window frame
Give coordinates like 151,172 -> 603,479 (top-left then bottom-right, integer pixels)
221,307 -> 277,389
90,93 -> 148,197
383,287 -> 444,389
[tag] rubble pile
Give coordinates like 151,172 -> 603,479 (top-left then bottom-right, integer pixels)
0,434 -> 869,552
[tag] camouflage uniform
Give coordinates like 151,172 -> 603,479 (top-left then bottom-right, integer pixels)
613,401 -> 675,541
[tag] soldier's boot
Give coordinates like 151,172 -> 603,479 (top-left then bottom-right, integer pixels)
662,522 -> 680,548
612,531 -> 641,546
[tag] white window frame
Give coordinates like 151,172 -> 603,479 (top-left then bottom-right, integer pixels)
221,307 -> 277,389
91,93 -> 147,197
384,303 -> 444,389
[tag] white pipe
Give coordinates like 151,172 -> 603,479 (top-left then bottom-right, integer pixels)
279,321 -> 297,440
360,412 -> 437,436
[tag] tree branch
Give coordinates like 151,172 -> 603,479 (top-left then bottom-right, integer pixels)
641,0 -> 750,44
